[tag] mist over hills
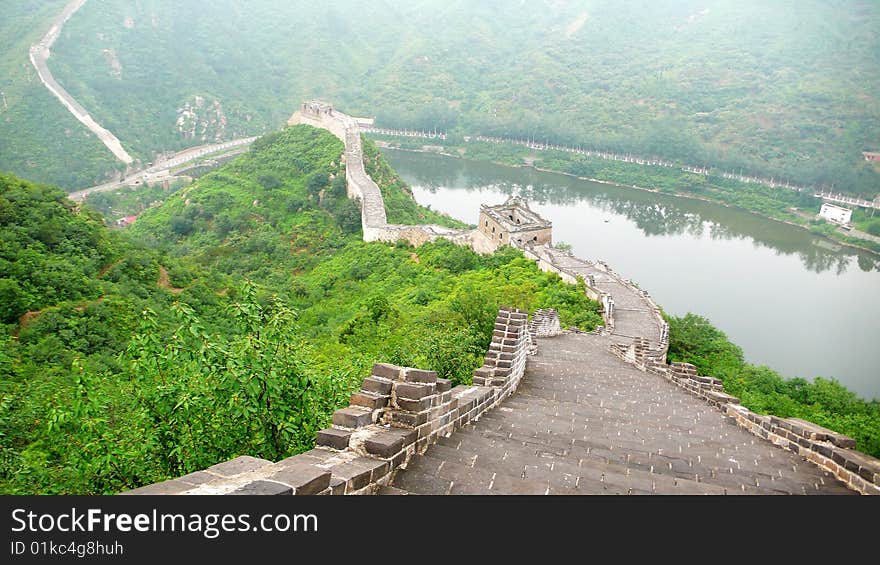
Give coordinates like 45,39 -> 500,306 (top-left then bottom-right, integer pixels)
1,0 -> 878,195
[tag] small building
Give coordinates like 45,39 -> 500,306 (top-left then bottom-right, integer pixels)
116,215 -> 137,227
478,196 -> 552,247
862,151 -> 880,162
818,203 -> 852,225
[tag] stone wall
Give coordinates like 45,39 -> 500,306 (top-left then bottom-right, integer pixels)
290,102 -> 483,248
529,308 -> 562,338
121,307 -> 533,496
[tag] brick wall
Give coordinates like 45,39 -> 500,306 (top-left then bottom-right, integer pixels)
529,308 -> 562,338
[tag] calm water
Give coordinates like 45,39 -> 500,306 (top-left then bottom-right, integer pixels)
384,149 -> 880,401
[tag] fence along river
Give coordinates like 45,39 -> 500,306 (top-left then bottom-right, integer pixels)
383,148 -> 880,401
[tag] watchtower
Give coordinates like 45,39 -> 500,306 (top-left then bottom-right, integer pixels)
301,100 -> 334,118
478,196 -> 552,247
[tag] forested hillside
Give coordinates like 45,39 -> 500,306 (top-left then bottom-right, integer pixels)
1,0 -> 877,196
0,124 -> 602,494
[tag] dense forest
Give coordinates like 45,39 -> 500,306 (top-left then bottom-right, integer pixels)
1,0 -> 878,196
0,125 -> 604,494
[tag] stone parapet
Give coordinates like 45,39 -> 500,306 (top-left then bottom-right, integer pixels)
472,307 -> 530,393
529,308 -> 561,338
725,405 -> 880,495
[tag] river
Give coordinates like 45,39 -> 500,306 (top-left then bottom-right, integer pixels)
384,149 -> 880,401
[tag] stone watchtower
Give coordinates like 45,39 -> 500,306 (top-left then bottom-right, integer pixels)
478,196 -> 552,248
301,100 -> 334,117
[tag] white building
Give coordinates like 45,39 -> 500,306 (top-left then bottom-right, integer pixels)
819,203 -> 853,225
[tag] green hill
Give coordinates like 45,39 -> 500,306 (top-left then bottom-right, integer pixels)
0,124 -> 602,494
2,0 -> 878,196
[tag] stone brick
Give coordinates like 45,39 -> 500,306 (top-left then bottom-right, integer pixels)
316,428 -> 352,450
330,457 -> 389,491
391,451 -> 408,469
388,410 -> 429,427
403,368 -> 437,383
395,396 -> 434,412
828,435 -> 858,449
473,367 -> 494,379
269,463 -> 331,495
332,407 -> 373,428
206,455 -> 272,478
350,391 -> 389,410
177,471 -> 217,487
229,480 -> 292,496
416,422 -> 435,439
276,449 -> 335,466
707,391 -> 739,405
395,382 -> 434,400
329,476 -> 346,495
372,362 -> 402,380
364,432 -> 406,458
362,376 -> 393,395
427,405 -> 447,420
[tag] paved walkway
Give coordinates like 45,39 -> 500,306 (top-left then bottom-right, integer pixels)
530,245 -> 661,347
386,333 -> 853,495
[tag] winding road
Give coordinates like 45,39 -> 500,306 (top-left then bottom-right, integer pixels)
30,0 -> 133,164
68,137 -> 258,202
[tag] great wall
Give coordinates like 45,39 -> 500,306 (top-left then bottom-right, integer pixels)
123,101 -> 880,496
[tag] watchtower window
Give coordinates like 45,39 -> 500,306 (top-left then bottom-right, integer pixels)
509,214 -> 514,221
485,220 -> 488,227
533,236 -> 538,241
492,226 -> 495,233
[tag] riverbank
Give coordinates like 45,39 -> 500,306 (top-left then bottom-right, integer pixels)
372,138 -> 880,258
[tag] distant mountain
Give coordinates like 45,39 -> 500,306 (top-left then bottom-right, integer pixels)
1,0 -> 878,195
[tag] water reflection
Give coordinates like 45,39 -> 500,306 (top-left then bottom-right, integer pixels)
385,149 -> 880,399
398,151 -> 878,275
